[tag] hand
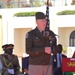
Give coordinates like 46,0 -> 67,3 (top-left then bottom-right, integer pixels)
24,69 -> 28,74
45,47 -> 51,54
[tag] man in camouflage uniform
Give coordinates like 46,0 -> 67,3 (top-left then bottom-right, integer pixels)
0,44 -> 24,75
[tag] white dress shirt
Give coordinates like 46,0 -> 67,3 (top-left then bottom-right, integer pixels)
57,53 -> 62,67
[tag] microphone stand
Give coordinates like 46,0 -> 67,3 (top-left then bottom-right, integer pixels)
44,33 -> 54,75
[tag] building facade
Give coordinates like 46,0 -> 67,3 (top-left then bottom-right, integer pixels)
0,6 -> 75,56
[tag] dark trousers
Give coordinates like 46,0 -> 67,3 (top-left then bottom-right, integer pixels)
53,69 -> 62,75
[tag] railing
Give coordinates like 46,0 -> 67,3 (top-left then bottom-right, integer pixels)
0,0 -> 73,8
0,1 -> 45,8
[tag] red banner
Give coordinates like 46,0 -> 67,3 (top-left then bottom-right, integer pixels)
62,58 -> 75,72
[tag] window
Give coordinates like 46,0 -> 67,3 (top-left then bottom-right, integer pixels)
70,30 -> 75,46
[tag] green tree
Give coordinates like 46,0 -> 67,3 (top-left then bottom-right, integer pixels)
32,0 -> 44,7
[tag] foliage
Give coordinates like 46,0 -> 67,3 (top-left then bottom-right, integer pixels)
14,12 -> 36,17
5,0 -> 15,8
5,4 -> 15,8
32,1 -> 44,7
62,46 -> 67,53
0,15 -> 2,18
57,10 -> 75,15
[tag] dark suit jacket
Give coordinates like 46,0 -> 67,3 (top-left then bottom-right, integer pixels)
53,53 -> 67,68
22,56 -> 29,75
22,57 -> 29,69
53,53 -> 67,75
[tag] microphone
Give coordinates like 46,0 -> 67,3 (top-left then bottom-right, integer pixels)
43,31 -> 49,37
54,34 -> 60,38
43,31 -> 59,38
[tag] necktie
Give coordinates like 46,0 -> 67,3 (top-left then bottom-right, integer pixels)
41,31 -> 44,36
42,31 -> 44,34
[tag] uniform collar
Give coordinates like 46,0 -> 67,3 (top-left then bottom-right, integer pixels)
36,27 -> 45,33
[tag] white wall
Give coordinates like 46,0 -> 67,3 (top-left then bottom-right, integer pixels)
0,19 -> 3,53
0,6 -> 75,55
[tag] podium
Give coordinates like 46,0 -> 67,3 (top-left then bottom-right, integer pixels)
62,58 -> 75,75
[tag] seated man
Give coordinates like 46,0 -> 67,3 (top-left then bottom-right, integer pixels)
0,44 -> 24,75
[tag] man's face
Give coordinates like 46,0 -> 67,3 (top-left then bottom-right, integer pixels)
36,18 -> 46,31
5,49 -> 13,55
57,46 -> 62,53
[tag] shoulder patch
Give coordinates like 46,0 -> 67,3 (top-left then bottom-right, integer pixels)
26,33 -> 29,38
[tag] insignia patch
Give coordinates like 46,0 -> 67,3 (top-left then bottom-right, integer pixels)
26,33 -> 29,38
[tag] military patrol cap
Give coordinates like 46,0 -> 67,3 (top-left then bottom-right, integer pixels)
35,12 -> 46,19
2,44 -> 9,50
2,44 -> 14,50
9,44 -> 14,49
